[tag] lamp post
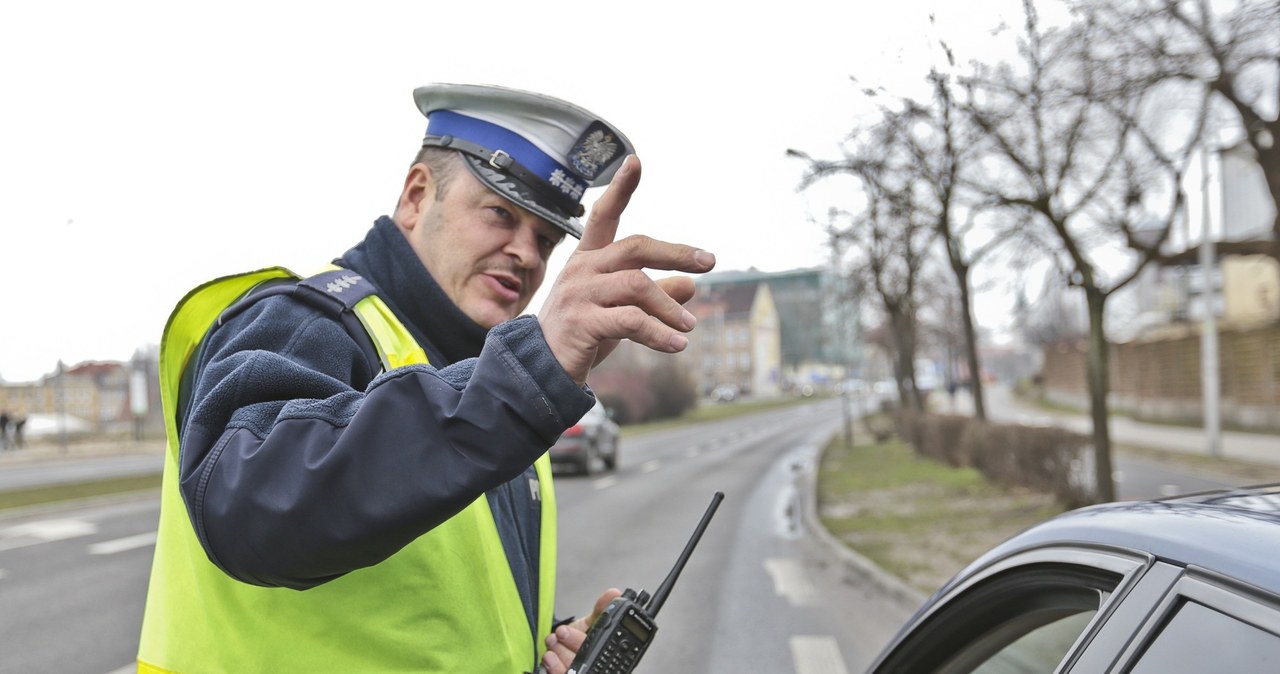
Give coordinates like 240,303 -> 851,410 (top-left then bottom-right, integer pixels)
56,359 -> 68,454
1199,146 -> 1222,457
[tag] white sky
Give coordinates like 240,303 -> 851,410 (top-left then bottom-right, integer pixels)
0,0 -> 1029,383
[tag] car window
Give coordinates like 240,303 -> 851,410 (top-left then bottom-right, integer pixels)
968,610 -> 1096,673
870,565 -> 1119,674
1127,600 -> 1280,672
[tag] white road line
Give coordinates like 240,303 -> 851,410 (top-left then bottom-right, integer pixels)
0,569 -> 7,581
763,557 -> 816,606
641,460 -> 661,474
1160,483 -> 1182,496
104,665 -> 136,674
89,531 -> 157,555
0,518 -> 99,552
790,635 -> 850,674
592,476 -> 619,490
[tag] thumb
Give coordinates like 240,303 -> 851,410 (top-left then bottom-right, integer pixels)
587,588 -> 623,627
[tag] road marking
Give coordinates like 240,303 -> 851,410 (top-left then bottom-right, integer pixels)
592,476 -> 619,490
0,518 -> 99,552
0,569 -> 7,581
641,460 -> 661,474
790,635 -> 850,674
1160,483 -> 1182,496
764,557 -> 816,606
89,531 -> 157,555
104,665 -> 136,674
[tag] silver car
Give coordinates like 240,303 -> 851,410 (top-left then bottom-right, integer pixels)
867,484 -> 1280,672
549,400 -> 619,476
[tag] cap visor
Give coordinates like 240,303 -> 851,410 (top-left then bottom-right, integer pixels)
459,155 -> 583,238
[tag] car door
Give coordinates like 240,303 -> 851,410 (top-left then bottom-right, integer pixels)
867,547 -> 1152,673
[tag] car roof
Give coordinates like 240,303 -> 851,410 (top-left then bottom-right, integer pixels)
962,484 -> 1280,595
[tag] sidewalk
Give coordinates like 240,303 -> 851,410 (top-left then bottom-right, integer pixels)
942,384 -> 1280,468
0,436 -> 165,466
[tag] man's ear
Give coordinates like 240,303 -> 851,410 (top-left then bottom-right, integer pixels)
392,163 -> 435,231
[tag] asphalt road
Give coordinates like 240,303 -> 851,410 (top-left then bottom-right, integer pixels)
0,454 -> 163,492
0,394 -> 1263,673
0,398 -> 916,674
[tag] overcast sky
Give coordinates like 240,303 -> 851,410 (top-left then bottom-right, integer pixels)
0,0 -> 1029,383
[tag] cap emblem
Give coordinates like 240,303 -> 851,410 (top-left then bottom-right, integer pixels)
549,169 -> 586,200
570,124 -> 621,179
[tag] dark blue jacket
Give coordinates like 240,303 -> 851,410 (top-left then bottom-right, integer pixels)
177,216 -> 592,633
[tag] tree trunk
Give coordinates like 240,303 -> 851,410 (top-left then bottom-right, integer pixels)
1084,289 -> 1115,502
887,306 -> 924,412
896,311 -> 924,412
955,268 -> 987,420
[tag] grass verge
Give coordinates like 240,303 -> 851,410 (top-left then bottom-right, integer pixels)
817,433 -> 1065,595
0,473 -> 162,512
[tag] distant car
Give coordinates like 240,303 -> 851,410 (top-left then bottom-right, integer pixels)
710,384 -> 739,403
549,400 -> 619,475
866,484 -> 1280,673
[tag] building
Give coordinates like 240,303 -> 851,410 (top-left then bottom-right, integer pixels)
0,350 -> 162,439
1126,141 -> 1279,334
691,267 -> 860,391
684,280 -> 781,397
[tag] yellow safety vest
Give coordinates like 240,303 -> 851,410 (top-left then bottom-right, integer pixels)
138,267 -> 557,673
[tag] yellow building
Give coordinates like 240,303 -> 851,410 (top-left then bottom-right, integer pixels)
685,281 -> 782,398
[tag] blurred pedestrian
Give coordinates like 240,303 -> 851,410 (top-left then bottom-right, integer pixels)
12,415 -> 24,450
0,410 -> 9,451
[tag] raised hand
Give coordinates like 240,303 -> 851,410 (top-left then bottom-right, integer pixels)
538,156 -> 715,385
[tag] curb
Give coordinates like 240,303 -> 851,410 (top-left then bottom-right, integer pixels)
802,431 -> 928,612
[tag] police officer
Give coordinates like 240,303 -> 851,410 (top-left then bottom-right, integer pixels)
138,84 -> 714,674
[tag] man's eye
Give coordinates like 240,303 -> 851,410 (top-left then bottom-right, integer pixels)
489,206 -> 512,220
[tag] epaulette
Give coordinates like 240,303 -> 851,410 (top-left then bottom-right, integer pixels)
216,268 -> 383,377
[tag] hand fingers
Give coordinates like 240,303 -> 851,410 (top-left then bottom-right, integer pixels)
655,276 -> 696,305
587,234 -> 715,276
542,625 -> 583,674
583,306 -> 690,354
577,155 -> 641,253
589,588 -> 623,624
542,588 -> 624,673
588,270 -> 697,336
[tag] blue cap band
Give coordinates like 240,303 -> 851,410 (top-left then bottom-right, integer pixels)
425,110 -> 588,202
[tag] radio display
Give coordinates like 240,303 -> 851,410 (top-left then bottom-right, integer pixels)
622,614 -> 652,643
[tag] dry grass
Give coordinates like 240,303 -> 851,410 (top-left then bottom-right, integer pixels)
817,435 -> 1063,595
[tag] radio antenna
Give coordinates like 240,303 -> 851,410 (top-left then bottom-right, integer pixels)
646,491 -> 724,617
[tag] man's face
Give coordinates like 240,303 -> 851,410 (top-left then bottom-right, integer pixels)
401,164 -> 567,328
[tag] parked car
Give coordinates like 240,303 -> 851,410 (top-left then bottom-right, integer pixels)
866,483 -> 1280,672
710,384 -> 740,403
549,400 -> 619,475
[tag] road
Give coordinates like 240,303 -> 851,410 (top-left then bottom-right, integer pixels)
1,392 -> 1268,673
0,398 -> 915,674
0,454 -> 162,492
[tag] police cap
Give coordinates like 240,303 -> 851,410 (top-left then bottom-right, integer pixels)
414,83 -> 635,238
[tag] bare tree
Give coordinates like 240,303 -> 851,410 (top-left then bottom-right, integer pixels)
880,53 -> 1024,421
1072,0 -> 1280,262
791,116 -> 938,412
960,0 -> 1207,501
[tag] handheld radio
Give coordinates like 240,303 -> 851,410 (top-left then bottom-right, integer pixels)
566,491 -> 725,674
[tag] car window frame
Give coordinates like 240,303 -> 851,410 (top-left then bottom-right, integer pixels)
867,545 -> 1150,674
1107,565 -> 1280,673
